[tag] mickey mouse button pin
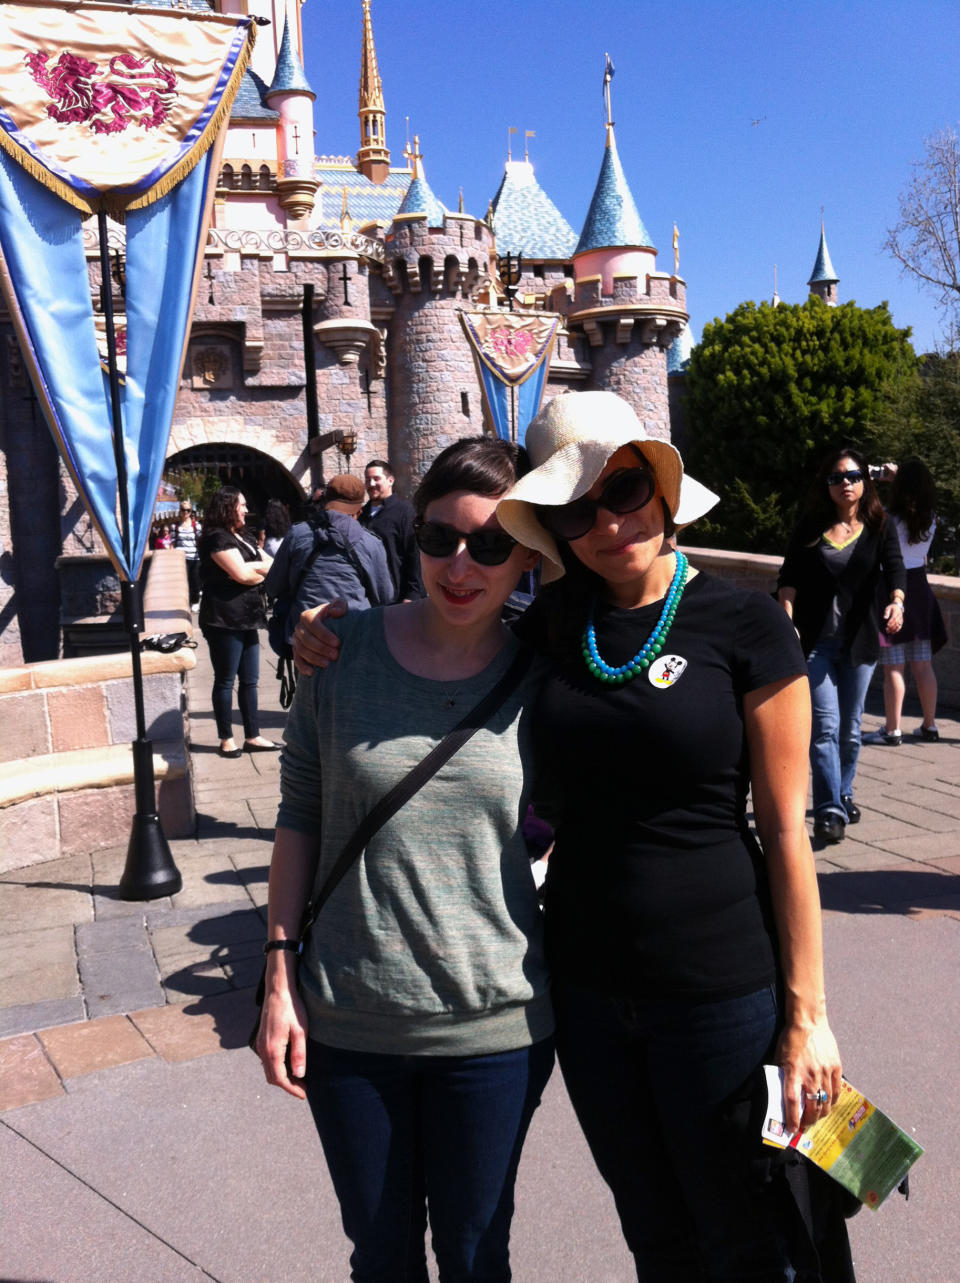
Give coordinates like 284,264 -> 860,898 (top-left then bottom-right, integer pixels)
648,655 -> 688,689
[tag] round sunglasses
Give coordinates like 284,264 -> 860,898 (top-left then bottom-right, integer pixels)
414,519 -> 518,566
535,467 -> 656,542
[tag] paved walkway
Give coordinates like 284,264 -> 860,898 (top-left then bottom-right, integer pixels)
1,640 -> 958,1279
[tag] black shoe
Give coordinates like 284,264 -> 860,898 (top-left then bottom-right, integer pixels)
218,745 -> 243,758
841,795 -> 861,824
813,814 -> 845,844
913,725 -> 940,742
243,739 -> 282,753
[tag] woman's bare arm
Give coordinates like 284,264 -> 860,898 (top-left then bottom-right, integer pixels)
255,825 -> 322,1099
745,674 -> 842,1133
210,545 -> 271,585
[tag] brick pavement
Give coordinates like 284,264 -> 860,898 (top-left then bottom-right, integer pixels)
1,640 -> 958,1114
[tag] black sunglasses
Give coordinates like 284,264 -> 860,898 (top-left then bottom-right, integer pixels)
535,467 -> 656,542
826,469 -> 865,486
414,519 -> 518,566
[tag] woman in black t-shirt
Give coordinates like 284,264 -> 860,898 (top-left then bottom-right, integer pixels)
198,487 -> 277,758
495,392 -> 848,1282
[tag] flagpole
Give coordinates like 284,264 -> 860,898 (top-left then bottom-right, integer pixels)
96,212 -> 183,901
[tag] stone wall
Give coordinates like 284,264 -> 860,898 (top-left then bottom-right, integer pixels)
0,648 -> 196,870
684,546 -> 960,712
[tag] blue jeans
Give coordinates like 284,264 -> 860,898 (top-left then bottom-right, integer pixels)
303,1037 -> 555,1283
806,636 -> 875,818
202,626 -> 260,741
554,983 -> 790,1282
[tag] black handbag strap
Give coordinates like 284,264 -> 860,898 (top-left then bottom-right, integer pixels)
298,644 -> 533,938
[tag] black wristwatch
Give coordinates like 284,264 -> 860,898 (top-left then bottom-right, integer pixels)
263,939 -> 302,956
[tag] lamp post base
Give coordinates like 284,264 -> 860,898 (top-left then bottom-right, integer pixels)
119,813 -> 183,900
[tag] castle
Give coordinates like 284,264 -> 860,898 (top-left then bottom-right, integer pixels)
0,0 -> 836,665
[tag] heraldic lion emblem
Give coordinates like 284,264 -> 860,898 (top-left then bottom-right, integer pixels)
25,50 -> 178,134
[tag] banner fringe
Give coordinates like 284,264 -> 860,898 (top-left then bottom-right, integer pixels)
120,23 -> 255,214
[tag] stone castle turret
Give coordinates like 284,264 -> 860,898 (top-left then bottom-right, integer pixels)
381,138 -> 495,488
265,7 -> 319,222
562,76 -> 687,440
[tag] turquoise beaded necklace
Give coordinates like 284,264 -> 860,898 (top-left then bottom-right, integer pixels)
581,551 -> 689,684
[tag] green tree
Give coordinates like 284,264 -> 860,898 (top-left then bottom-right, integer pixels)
682,298 -> 918,552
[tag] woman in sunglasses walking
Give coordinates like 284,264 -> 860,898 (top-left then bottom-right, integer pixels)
256,437 -> 551,1283
777,447 -> 905,844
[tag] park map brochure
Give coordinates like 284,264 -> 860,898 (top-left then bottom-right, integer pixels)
761,1065 -> 923,1209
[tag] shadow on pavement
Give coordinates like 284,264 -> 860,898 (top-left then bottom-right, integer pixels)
818,868 -> 960,915
163,907 -> 266,1004
206,865 -> 270,888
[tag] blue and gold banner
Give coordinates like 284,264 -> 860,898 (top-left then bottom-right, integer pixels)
0,0 -> 255,213
0,2 -> 255,582
459,311 -> 560,446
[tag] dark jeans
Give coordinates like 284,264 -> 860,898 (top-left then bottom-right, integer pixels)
202,626 -> 260,741
303,1037 -> 555,1283
554,983 -> 791,1282
185,557 -> 200,605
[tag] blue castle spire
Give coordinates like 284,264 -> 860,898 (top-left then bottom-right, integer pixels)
393,136 -> 446,227
268,11 -> 314,99
575,127 -> 653,255
808,220 -> 838,285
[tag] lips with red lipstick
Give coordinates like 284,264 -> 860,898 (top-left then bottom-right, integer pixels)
439,585 -> 483,605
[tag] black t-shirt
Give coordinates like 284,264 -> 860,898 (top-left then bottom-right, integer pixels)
198,528 -> 267,631
523,572 -> 806,1002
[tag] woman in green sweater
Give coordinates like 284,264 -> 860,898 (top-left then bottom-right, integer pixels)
256,438 -> 551,1283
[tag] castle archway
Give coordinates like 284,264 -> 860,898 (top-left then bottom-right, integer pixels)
164,442 -> 305,523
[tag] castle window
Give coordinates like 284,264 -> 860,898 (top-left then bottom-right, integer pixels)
258,165 -> 271,191
220,163 -> 234,190
533,265 -> 544,279
461,392 -> 470,417
240,164 -> 253,190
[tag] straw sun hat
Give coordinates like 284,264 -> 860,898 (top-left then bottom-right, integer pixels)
497,391 -> 718,572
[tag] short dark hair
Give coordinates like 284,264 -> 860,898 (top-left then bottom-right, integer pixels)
365,459 -> 393,476
414,437 -> 528,519
204,486 -> 243,532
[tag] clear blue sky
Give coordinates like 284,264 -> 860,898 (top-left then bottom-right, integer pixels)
301,0 -> 960,355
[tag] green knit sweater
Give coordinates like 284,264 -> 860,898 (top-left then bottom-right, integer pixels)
277,608 -> 553,1056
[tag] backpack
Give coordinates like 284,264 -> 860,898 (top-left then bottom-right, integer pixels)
268,513 -> 377,707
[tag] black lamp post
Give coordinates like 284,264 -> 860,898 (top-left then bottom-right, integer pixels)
97,211 -> 183,901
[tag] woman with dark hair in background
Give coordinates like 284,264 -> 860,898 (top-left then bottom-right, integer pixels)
262,498 -> 291,559
778,446 -> 906,844
873,457 -> 946,744
198,486 -> 278,759
256,438 -> 551,1283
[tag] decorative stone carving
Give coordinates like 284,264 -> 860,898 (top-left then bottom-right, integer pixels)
190,345 -> 233,389
313,318 -> 379,366
206,227 -> 383,262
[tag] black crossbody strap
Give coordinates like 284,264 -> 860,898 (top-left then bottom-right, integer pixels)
298,645 -> 533,935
